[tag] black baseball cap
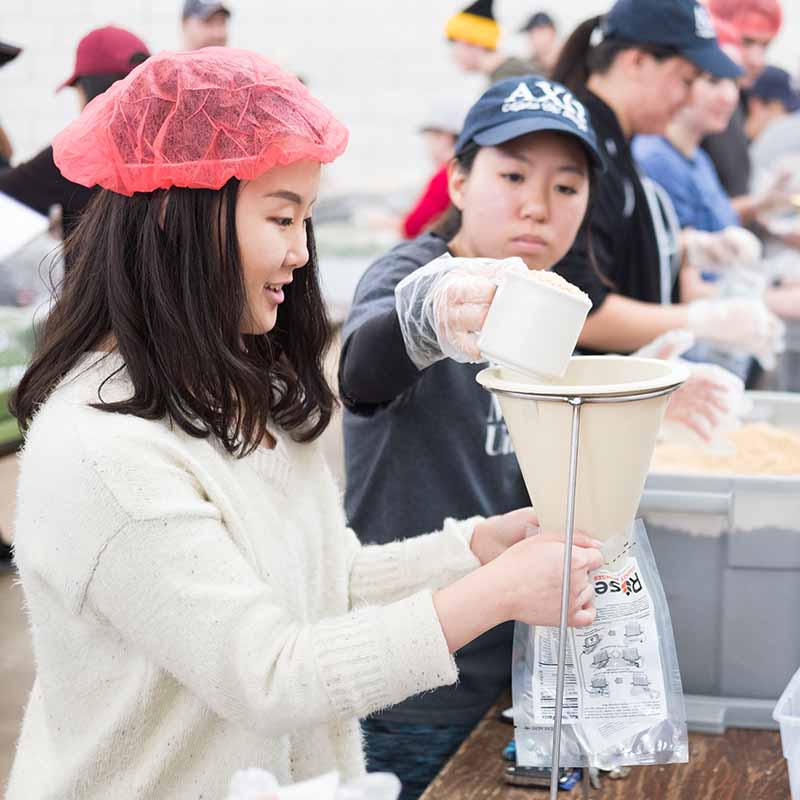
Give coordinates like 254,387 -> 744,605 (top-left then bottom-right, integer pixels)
750,66 -> 800,112
455,75 -> 606,173
519,12 -> 555,33
603,0 -> 743,80
0,40 -> 21,68
182,0 -> 230,20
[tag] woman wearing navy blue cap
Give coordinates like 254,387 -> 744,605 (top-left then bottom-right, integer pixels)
339,75 -> 605,799
549,0 -> 784,373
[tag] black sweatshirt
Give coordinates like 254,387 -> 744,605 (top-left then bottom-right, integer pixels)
552,91 -> 681,335
0,145 -> 96,240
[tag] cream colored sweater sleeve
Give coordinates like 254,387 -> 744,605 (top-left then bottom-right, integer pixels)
346,517 -> 483,607
85,504 -> 459,740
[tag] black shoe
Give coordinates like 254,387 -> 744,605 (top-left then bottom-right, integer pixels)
0,537 -> 13,572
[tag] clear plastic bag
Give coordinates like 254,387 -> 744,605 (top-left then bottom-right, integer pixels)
511,520 -> 688,771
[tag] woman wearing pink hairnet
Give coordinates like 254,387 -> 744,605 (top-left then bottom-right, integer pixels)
5,48 -> 603,799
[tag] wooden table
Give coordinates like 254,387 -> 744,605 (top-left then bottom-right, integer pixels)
420,701 -> 790,800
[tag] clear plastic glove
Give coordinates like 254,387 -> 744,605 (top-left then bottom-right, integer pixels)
634,332 -> 750,444
662,363 -> 750,446
394,254 -> 527,369
682,226 -> 762,269
687,297 -> 786,370
634,329 -> 696,361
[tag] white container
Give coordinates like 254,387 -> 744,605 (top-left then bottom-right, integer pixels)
774,665 -> 800,799
477,269 -> 591,379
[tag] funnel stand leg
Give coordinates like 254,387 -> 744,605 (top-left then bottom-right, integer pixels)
550,398 -> 582,800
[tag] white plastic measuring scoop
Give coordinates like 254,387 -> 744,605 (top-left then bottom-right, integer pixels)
478,269 -> 592,379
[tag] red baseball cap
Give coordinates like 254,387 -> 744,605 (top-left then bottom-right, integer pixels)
58,26 -> 150,92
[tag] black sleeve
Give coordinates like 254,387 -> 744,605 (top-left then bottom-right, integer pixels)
0,145 -> 95,234
553,217 -> 613,313
338,307 -> 421,413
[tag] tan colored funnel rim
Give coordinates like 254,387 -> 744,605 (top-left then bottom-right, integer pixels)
476,356 -> 690,398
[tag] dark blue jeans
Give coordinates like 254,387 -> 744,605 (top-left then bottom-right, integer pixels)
362,717 -> 476,800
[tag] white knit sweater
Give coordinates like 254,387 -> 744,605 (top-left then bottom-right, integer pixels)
7,354 -> 482,800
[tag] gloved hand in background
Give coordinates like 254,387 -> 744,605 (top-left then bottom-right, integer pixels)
634,331 -> 750,445
682,226 -> 763,270
686,296 -> 785,371
394,255 -> 527,369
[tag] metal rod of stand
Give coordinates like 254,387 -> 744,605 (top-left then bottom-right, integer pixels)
549,398 -> 583,800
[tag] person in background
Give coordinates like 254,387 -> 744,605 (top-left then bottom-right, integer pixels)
445,0 -> 537,84
181,0 -> 230,50
633,57 -> 746,241
747,67 -> 800,252
633,59 -> 800,375
0,26 -> 149,241
0,40 -> 22,170
701,0 -> 782,198
549,0 -> 783,366
747,66 -> 800,166
519,11 -> 561,76
401,103 -> 465,239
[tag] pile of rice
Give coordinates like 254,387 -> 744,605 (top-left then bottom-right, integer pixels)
651,423 -> 800,476
526,270 -> 590,302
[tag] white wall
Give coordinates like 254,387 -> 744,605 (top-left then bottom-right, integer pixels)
1,0 -> 798,192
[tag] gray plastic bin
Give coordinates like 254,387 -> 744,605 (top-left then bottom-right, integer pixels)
640,391 -> 800,733
775,321 -> 800,393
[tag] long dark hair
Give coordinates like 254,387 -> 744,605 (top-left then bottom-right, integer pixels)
10,179 -> 335,457
552,15 -> 680,95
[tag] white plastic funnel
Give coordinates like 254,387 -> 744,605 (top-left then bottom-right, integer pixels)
476,356 -> 689,544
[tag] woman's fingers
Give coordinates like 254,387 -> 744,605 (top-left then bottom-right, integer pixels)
537,530 -> 603,550
570,605 -> 597,627
571,545 -> 605,574
449,331 -> 482,361
444,300 -> 492,334
573,582 -> 595,610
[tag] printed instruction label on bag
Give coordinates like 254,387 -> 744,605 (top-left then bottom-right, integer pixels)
532,556 -> 668,726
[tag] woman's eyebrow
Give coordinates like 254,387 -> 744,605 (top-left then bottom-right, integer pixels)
263,189 -> 305,204
558,164 -> 587,176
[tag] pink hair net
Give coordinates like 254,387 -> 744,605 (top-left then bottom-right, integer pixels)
708,0 -> 783,37
52,47 -> 349,196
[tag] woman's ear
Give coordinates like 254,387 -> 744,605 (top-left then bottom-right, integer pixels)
447,159 -> 467,211
616,48 -> 647,82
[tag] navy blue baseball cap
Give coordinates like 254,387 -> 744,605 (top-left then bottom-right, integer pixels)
603,0 -> 743,80
751,66 -> 800,112
519,12 -> 556,33
182,0 -> 230,20
454,75 -> 606,173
